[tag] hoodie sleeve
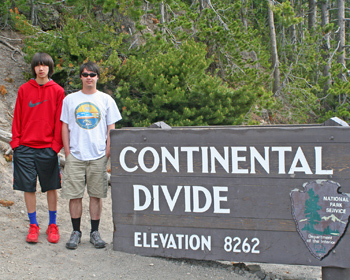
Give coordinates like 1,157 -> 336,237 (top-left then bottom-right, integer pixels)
51,87 -> 65,153
10,87 -> 23,149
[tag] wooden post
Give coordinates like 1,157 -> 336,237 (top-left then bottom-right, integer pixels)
322,267 -> 350,279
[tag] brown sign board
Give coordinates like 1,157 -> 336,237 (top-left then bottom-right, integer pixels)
110,123 -> 350,268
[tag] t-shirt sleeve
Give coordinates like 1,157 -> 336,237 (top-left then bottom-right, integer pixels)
106,96 -> 122,125
60,97 -> 69,124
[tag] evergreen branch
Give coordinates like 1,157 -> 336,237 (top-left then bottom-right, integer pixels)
205,0 -> 229,31
289,75 -> 313,88
224,54 -> 245,74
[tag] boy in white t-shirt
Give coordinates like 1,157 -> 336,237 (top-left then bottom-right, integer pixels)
60,61 -> 122,249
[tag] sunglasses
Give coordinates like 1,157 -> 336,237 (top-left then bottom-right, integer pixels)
81,72 -> 97,77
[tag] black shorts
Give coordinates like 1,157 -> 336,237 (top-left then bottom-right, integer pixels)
13,145 -> 61,192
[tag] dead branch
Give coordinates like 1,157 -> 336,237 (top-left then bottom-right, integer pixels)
0,38 -> 24,61
0,36 -> 22,42
0,129 -> 12,144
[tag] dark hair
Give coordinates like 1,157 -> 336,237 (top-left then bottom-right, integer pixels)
79,61 -> 100,77
31,53 -> 55,78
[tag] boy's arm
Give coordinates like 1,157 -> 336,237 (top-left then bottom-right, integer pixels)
106,123 -> 115,159
10,90 -> 22,150
51,89 -> 65,153
61,122 -> 70,158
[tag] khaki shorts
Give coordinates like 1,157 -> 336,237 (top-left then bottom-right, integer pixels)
61,154 -> 108,199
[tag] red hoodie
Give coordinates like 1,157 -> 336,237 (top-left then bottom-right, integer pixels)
10,79 -> 65,153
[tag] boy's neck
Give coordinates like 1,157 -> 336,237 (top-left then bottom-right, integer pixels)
35,77 -> 49,85
81,87 -> 97,95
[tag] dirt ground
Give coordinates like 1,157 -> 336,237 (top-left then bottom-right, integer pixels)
0,29 -> 322,280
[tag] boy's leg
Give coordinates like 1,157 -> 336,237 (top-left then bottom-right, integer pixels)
61,154 -> 86,249
86,156 -> 108,248
46,189 -> 60,243
70,198 -> 83,218
36,148 -> 61,243
66,198 -> 83,249
24,192 -> 36,214
13,146 -> 40,243
24,192 -> 40,243
89,197 -> 105,248
47,190 -> 58,225
47,189 -> 57,212
89,197 -> 102,220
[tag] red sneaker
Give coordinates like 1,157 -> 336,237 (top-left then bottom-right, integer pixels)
46,224 -> 60,243
26,224 -> 40,243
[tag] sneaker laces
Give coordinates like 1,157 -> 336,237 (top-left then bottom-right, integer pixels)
29,224 -> 39,233
49,224 -> 58,234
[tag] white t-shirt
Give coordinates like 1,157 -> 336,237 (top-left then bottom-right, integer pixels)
60,90 -> 122,160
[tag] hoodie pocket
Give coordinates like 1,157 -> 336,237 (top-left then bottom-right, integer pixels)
21,120 -> 54,145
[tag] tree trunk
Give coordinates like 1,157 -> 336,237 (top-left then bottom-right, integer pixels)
30,0 -> 36,25
337,0 -> 345,78
159,2 -> 165,24
289,0 -> 297,48
320,0 -> 331,94
240,0 -> 248,31
308,0 -> 317,32
267,0 -> 281,95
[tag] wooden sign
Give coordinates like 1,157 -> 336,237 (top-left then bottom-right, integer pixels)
110,123 -> 350,268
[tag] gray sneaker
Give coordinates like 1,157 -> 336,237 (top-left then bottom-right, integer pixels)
90,231 -> 106,248
66,231 -> 81,249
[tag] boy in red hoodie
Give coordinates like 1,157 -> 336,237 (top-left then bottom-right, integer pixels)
10,53 -> 65,244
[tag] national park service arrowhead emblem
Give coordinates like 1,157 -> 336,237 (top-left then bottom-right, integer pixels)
290,180 -> 350,260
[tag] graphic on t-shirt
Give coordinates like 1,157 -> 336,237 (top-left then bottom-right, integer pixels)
74,102 -> 101,129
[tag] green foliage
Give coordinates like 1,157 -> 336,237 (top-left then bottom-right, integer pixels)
0,0 -> 12,26
11,6 -> 127,91
116,40 -> 252,127
6,0 -> 350,126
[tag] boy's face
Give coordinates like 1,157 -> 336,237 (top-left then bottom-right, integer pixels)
34,63 -> 49,79
80,68 -> 98,89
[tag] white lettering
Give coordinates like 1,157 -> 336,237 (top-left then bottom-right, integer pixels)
213,186 -> 230,214
161,185 -> 182,212
210,147 -> 229,173
180,147 -> 199,173
134,232 -> 212,251
315,147 -> 333,175
161,147 -> 179,172
120,146 -> 138,172
192,186 -> 212,213
138,147 -> 159,173
133,185 -> 152,211
231,147 -> 248,174
288,147 -> 313,174
121,145 -> 332,176
201,147 -> 209,173
271,146 -> 292,174
250,147 -> 270,174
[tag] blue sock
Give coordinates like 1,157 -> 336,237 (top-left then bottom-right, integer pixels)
49,210 -> 57,225
28,211 -> 38,226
